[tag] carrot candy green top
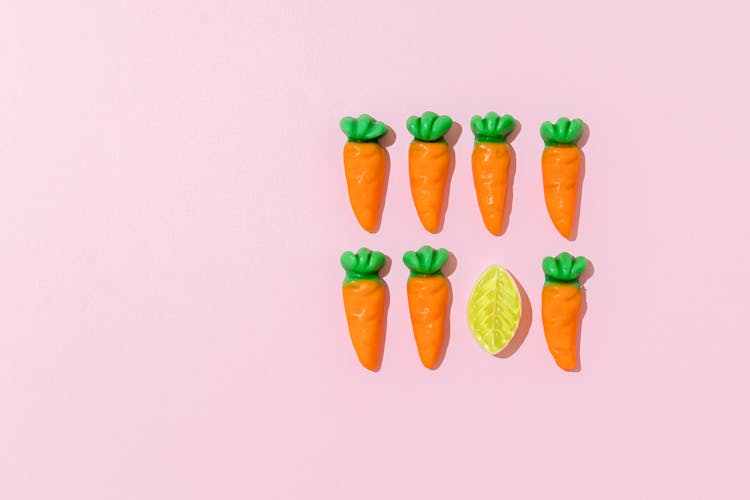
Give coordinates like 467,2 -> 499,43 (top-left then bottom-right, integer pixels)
407,111 -> 453,142
470,112 -> 516,143
540,117 -> 585,147
341,248 -> 387,284
403,245 -> 450,278
542,252 -> 588,287
340,114 -> 388,143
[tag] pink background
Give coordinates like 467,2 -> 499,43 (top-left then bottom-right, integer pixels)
2,0 -> 749,498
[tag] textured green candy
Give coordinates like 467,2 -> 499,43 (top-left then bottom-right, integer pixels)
470,112 -> 516,143
340,115 -> 388,143
340,248 -> 386,284
467,265 -> 522,355
540,117 -> 585,147
406,111 -> 453,142
542,252 -> 588,287
402,245 -> 449,277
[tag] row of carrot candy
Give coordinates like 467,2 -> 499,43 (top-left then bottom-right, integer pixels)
341,246 -> 590,372
340,112 -> 586,239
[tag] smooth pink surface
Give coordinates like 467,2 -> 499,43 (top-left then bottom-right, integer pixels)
2,1 -> 749,498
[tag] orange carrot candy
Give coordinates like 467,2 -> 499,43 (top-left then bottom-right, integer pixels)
540,117 -> 586,238
470,112 -> 517,235
406,112 -> 454,233
541,252 -> 589,371
340,115 -> 389,232
403,246 -> 451,369
341,248 -> 388,371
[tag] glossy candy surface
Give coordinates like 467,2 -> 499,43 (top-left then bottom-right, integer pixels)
467,264 -> 521,355
541,252 -> 588,371
340,115 -> 388,232
470,112 -> 516,235
540,117 -> 585,239
341,248 -> 387,371
403,245 -> 450,369
406,112 -> 453,233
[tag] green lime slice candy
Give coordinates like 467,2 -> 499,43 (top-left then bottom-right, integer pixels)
467,265 -> 522,354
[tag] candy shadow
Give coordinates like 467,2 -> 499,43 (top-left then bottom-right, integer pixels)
496,121 -> 522,236
431,252 -> 457,369
568,259 -> 595,372
441,251 -> 458,277
567,122 -> 590,241
495,271 -> 532,358
499,144 -> 517,236
372,127 -> 396,233
372,255 -> 393,372
380,126 -> 397,148
577,122 -> 591,148
433,122 -> 462,233
430,281 -> 453,370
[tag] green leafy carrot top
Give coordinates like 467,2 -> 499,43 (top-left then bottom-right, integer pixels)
540,117 -> 585,147
403,246 -> 450,277
340,114 -> 388,143
542,252 -> 588,287
471,112 -> 516,143
407,111 -> 453,142
341,248 -> 386,284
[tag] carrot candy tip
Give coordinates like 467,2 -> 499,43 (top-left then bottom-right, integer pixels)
470,112 -> 516,143
407,111 -> 453,142
540,117 -> 585,147
340,114 -> 388,143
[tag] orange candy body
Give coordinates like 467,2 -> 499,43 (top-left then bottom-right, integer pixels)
472,142 -> 511,235
541,284 -> 582,371
343,141 -> 386,232
409,140 -> 451,233
541,145 -> 580,238
342,280 -> 385,371
406,276 -> 449,369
